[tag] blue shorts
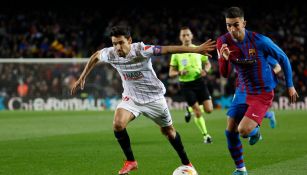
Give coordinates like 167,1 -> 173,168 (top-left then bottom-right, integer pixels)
227,89 -> 274,125
227,103 -> 248,122
226,89 -> 247,122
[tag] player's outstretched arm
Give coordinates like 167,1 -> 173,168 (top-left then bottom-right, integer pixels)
71,51 -> 100,95
161,39 -> 216,56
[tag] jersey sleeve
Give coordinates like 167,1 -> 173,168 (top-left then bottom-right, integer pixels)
217,37 -> 232,78
139,42 -> 162,57
170,54 -> 178,67
260,35 -> 293,87
201,54 -> 209,63
98,48 -> 109,62
267,56 -> 278,68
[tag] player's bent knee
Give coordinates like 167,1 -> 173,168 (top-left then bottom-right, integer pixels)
237,126 -> 251,137
194,110 -> 202,117
113,122 -> 126,131
204,108 -> 213,113
161,126 -> 176,139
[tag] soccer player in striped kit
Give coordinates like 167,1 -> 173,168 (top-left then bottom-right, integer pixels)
231,56 -> 280,130
217,7 -> 298,175
71,26 -> 216,175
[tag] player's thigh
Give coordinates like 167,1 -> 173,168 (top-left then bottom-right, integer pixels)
195,83 -> 212,108
238,116 -> 258,134
114,100 -> 141,129
202,99 -> 213,113
142,98 -> 173,127
245,92 -> 274,125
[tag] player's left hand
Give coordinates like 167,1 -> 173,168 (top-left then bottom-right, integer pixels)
288,87 -> 299,103
198,39 -> 216,57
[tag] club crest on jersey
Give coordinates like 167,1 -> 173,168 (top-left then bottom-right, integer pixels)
123,71 -> 144,80
249,49 -> 256,57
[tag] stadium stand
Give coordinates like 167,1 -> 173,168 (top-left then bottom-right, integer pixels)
0,4 -> 306,108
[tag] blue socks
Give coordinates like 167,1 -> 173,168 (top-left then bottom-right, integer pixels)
225,130 -> 245,169
248,126 -> 259,137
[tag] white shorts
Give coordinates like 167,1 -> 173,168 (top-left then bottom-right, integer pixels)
117,97 -> 173,127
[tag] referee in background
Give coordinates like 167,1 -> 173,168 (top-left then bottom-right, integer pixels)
169,26 -> 214,144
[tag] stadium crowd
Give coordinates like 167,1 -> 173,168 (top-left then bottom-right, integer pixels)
0,5 -> 306,103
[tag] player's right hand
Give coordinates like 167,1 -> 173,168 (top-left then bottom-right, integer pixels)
70,77 -> 85,95
219,44 -> 231,60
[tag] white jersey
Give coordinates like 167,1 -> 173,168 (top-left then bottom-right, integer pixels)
98,42 -> 166,104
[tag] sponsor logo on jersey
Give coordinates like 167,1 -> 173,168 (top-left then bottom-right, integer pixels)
131,56 -> 146,63
123,71 -> 144,80
234,58 -> 257,65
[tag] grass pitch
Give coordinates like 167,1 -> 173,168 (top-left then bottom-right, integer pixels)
0,110 -> 306,175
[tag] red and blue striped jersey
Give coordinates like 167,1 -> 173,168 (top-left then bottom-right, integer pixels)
217,30 -> 293,95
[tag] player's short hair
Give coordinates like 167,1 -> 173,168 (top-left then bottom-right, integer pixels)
180,26 -> 191,31
224,7 -> 244,18
110,26 -> 131,38
179,26 -> 194,35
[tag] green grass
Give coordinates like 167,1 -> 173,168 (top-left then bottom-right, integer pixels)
0,110 -> 306,175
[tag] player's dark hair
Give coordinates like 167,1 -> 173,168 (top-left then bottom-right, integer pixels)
110,26 -> 131,38
179,26 -> 195,35
180,26 -> 191,31
224,7 -> 244,18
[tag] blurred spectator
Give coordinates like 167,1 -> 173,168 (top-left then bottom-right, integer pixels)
17,79 -> 28,97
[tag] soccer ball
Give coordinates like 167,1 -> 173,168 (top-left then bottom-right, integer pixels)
172,165 -> 198,175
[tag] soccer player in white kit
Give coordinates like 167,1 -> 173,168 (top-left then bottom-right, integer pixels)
71,26 -> 216,175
